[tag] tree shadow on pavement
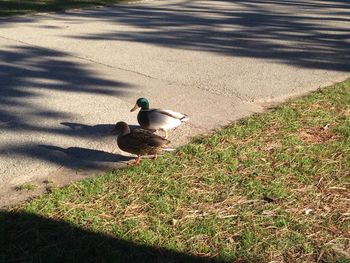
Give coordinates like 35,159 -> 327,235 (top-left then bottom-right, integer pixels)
0,45 -> 128,126
1,0 -> 348,72
0,210 -> 223,263
0,45 -> 131,172
63,0 -> 350,72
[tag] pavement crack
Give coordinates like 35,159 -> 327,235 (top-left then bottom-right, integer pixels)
74,55 -> 156,79
0,34 -> 156,79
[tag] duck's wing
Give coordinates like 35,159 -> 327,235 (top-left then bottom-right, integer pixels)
154,109 -> 189,121
142,109 -> 189,131
131,129 -> 170,147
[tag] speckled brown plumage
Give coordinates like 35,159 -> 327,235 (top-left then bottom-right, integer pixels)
112,122 -> 171,164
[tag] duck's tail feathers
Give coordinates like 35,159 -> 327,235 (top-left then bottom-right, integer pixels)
180,115 -> 190,122
163,148 -> 176,152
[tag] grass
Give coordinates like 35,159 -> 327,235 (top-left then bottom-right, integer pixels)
0,0 -> 129,17
15,182 -> 38,191
1,80 -> 350,263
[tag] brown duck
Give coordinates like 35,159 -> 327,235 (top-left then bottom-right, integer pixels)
112,121 -> 173,165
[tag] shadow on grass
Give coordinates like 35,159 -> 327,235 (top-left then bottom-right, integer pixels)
0,211 -> 222,263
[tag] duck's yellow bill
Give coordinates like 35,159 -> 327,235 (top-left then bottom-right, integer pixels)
130,104 -> 139,112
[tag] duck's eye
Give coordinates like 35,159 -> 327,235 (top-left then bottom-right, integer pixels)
137,98 -> 149,108
137,99 -> 143,106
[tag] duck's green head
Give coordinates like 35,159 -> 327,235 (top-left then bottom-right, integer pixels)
130,98 -> 149,112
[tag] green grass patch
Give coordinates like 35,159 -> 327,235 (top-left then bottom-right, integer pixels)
0,0 -> 129,17
1,80 -> 350,262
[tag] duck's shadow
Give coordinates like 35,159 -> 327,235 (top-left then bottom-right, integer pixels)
35,122 -> 146,168
38,145 -> 131,163
60,122 -> 141,138
34,145 -> 133,170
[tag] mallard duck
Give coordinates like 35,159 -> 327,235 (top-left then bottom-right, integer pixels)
130,98 -> 189,139
111,121 -> 173,165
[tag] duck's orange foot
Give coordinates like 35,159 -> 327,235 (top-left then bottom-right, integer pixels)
127,156 -> 142,166
135,156 -> 142,165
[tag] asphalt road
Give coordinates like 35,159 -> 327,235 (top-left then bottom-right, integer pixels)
0,0 -> 349,206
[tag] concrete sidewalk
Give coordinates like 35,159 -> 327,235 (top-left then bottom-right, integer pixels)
0,0 -> 349,206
